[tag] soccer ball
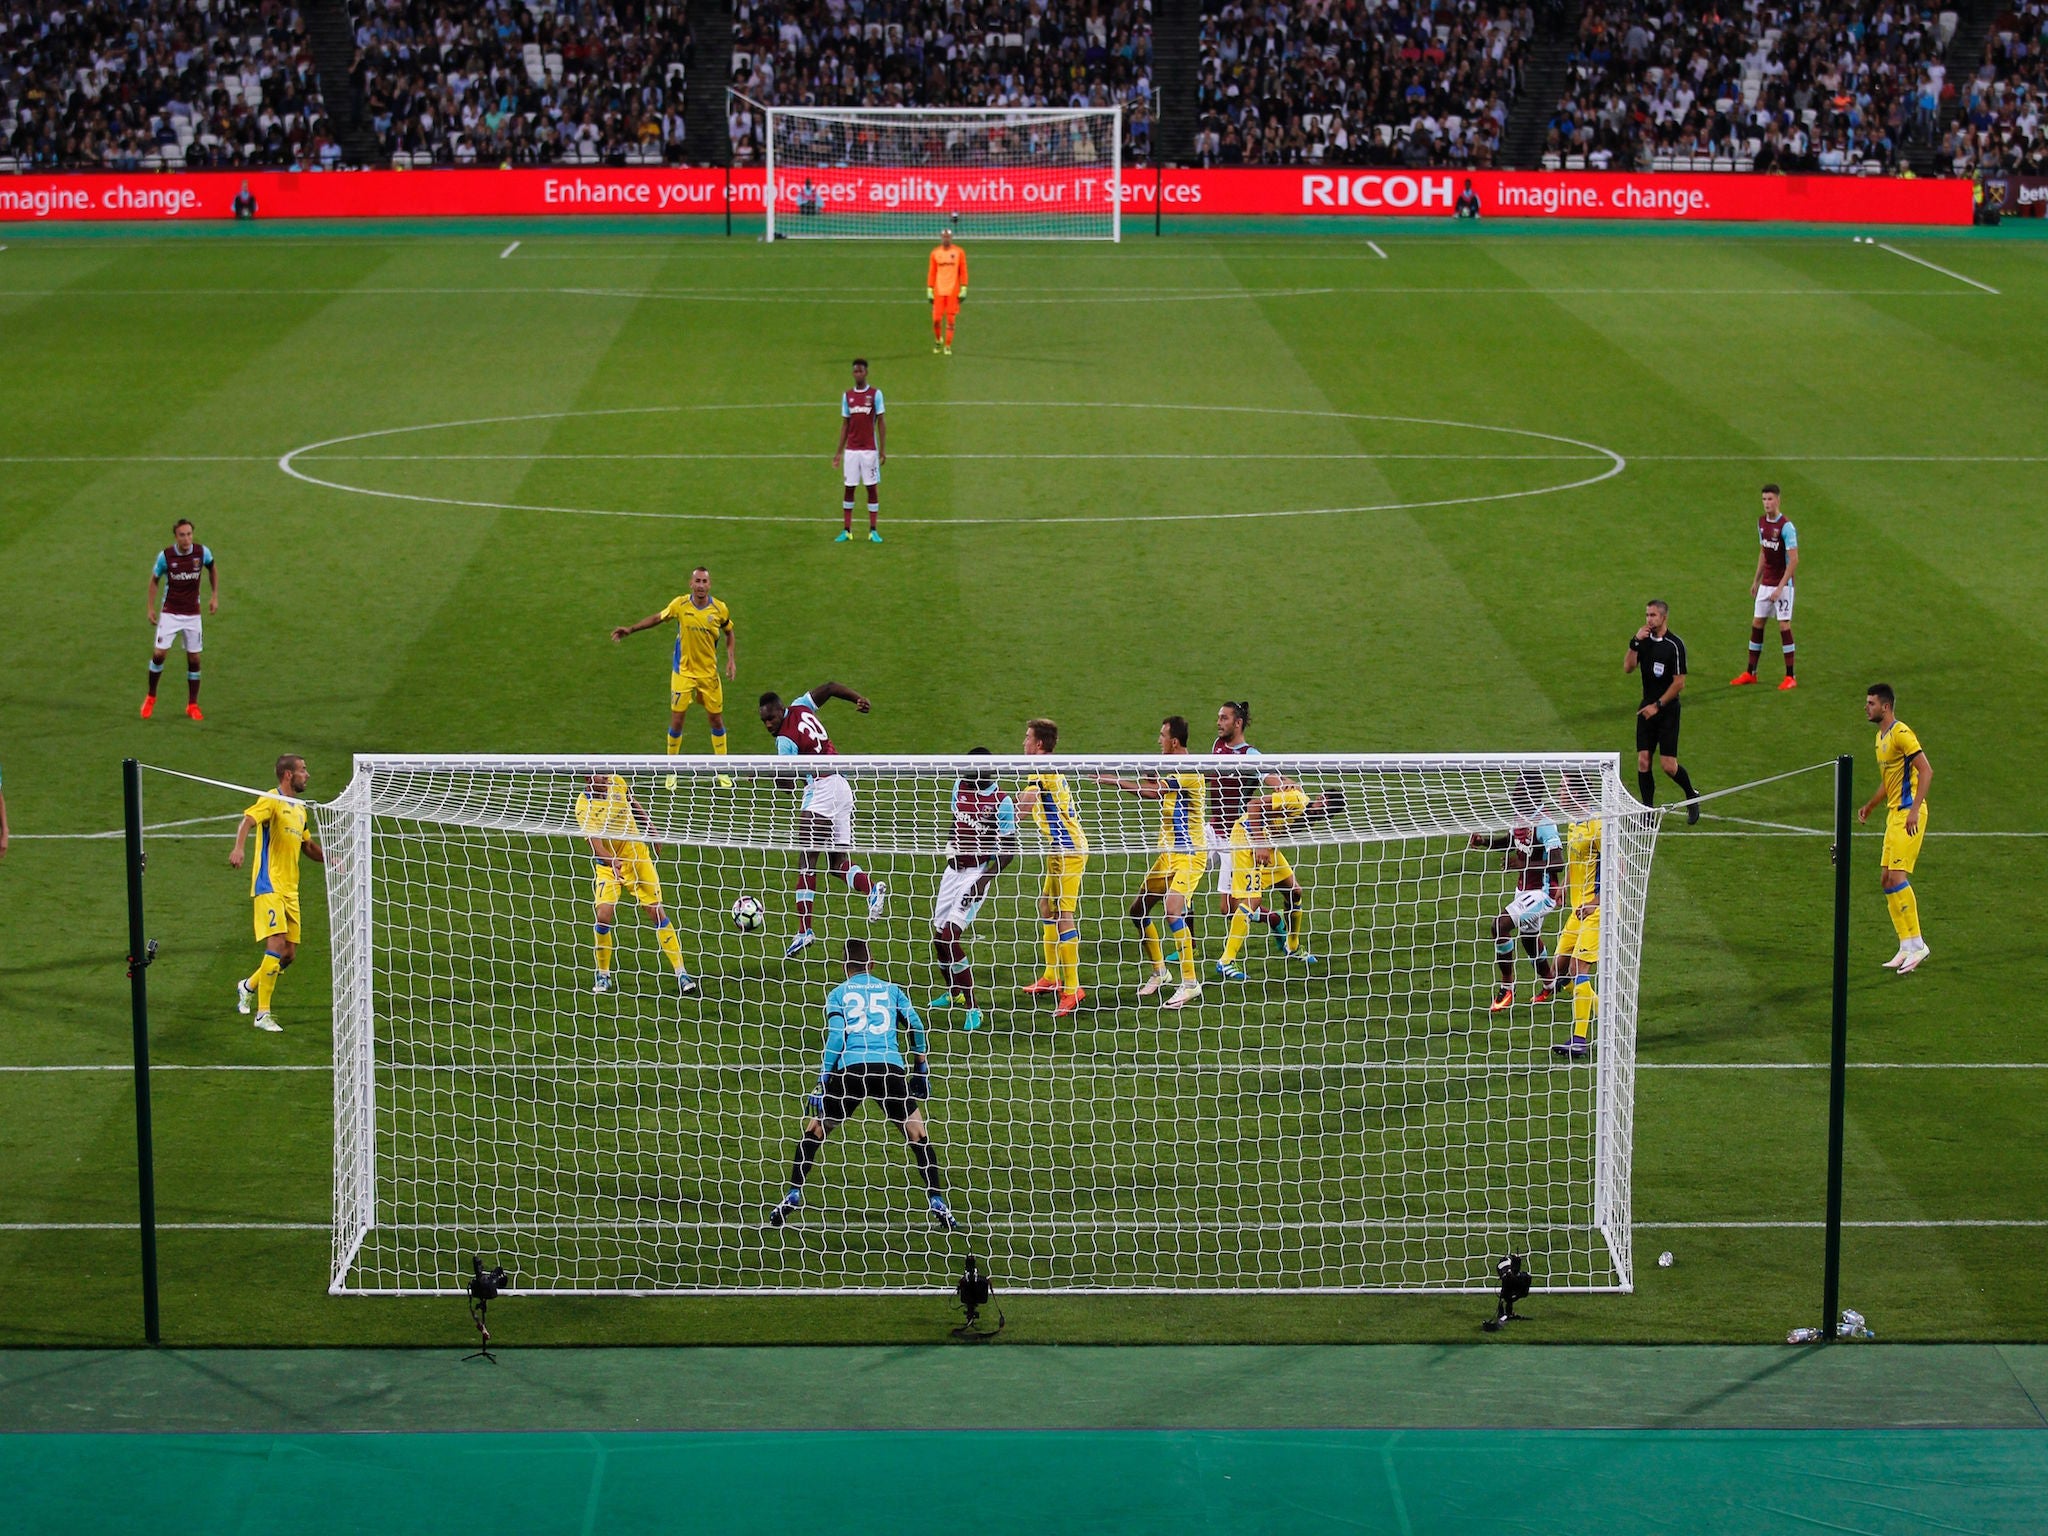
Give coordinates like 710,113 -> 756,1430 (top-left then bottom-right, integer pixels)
731,896 -> 766,933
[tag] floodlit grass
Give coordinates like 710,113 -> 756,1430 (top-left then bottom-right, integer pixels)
0,225 -> 2042,1343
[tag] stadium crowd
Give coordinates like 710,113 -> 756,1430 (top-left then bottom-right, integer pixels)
1545,0 -> 1952,173
1190,0 -> 1532,167
348,0 -> 694,164
0,0 -> 332,169
727,0 -> 1154,161
1939,0 -> 2048,172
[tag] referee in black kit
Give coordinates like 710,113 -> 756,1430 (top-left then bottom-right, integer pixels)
1625,599 -> 1703,822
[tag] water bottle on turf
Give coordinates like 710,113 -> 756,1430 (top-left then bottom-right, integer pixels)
1786,1326 -> 1822,1344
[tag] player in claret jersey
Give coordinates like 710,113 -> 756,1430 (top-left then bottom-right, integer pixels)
1472,773 -> 1563,1014
1208,699 -> 1303,949
759,681 -> 887,957
143,518 -> 219,720
1731,483 -> 1800,690
929,748 -> 1019,1033
833,357 -> 886,543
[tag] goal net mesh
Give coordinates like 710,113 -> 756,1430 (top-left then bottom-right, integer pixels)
762,106 -> 1121,240
326,753 -> 1652,1295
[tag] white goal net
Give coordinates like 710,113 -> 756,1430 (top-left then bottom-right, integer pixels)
760,105 -> 1122,241
325,753 -> 1653,1296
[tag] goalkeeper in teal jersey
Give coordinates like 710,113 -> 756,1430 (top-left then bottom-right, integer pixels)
767,938 -> 957,1232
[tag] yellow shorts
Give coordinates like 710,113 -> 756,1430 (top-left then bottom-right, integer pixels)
670,672 -> 723,715
1555,908 -> 1601,965
595,852 -> 663,908
1881,806 -> 1927,874
253,893 -> 301,944
1144,852 -> 1205,900
1040,853 -> 1087,911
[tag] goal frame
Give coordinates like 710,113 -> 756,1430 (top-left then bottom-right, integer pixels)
760,104 -> 1123,243
326,750 -> 1644,1298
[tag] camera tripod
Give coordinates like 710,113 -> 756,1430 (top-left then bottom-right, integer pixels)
464,1294 -> 497,1363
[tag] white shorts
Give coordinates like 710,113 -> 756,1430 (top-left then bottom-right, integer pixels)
1752,584 -> 1795,622
799,772 -> 855,847
154,613 -> 203,653
1505,889 -> 1558,932
933,862 -> 990,931
1208,826 -> 1235,886
842,449 -> 880,487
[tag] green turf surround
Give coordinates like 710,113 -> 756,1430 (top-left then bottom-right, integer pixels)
7,1426 -> 2048,1536
0,229 -> 2042,1344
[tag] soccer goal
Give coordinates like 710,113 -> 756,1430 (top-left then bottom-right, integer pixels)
325,753 -> 1653,1296
759,105 -> 1123,241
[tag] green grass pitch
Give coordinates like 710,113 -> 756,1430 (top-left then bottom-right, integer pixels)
1,220 -> 2043,1345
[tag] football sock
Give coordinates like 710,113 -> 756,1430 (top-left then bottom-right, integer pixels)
1140,918 -> 1164,971
1059,927 -> 1081,992
1781,634 -> 1796,677
1495,938 -> 1517,985
187,667 -> 201,704
1637,770 -> 1655,805
842,497 -> 855,532
1168,915 -> 1195,982
654,916 -> 685,973
1747,622 -> 1765,672
147,660 -> 163,697
594,923 -> 614,974
789,1132 -> 821,1190
844,865 -> 873,896
1884,880 -> 1919,942
249,953 -> 282,1012
710,725 -> 727,757
1571,974 -> 1597,1042
1220,909 -> 1251,965
952,961 -> 974,1008
1671,765 -> 1698,800
867,490 -> 879,531
932,318 -> 943,341
796,873 -> 817,932
912,1138 -> 943,1197
1039,919 -> 1059,981
666,727 -> 682,758
1280,889 -> 1303,952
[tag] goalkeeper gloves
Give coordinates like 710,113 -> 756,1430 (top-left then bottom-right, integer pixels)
806,1090 -> 826,1117
959,287 -> 966,300
909,1065 -> 930,1101
926,286 -> 935,300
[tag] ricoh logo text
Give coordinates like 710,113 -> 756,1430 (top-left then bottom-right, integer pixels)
1300,174 -> 1454,209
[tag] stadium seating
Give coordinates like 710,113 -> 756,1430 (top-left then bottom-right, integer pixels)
1937,0 -> 2048,172
1543,0 -> 1955,174
348,0 -> 694,165
1189,0 -> 1529,168
727,0 -> 1155,161
0,0 -> 333,171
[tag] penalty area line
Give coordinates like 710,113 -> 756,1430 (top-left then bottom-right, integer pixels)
500,240 -> 520,259
1875,241 -> 1999,294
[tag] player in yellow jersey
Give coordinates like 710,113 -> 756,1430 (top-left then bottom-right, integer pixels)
926,229 -> 967,354
1216,780 -> 1343,979
1095,717 -> 1210,1011
1859,683 -> 1933,974
1550,773 -> 1603,1060
575,772 -> 700,996
230,754 -> 329,1033
611,566 -> 738,786
1015,717 -> 1088,1018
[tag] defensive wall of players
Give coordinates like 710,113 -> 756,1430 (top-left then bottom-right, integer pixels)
0,165 -> 1974,224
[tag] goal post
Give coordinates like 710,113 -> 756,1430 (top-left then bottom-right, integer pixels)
327,752 -> 1652,1297
760,106 -> 1123,241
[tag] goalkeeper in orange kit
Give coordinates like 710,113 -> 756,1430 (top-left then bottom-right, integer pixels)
927,229 -> 967,354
